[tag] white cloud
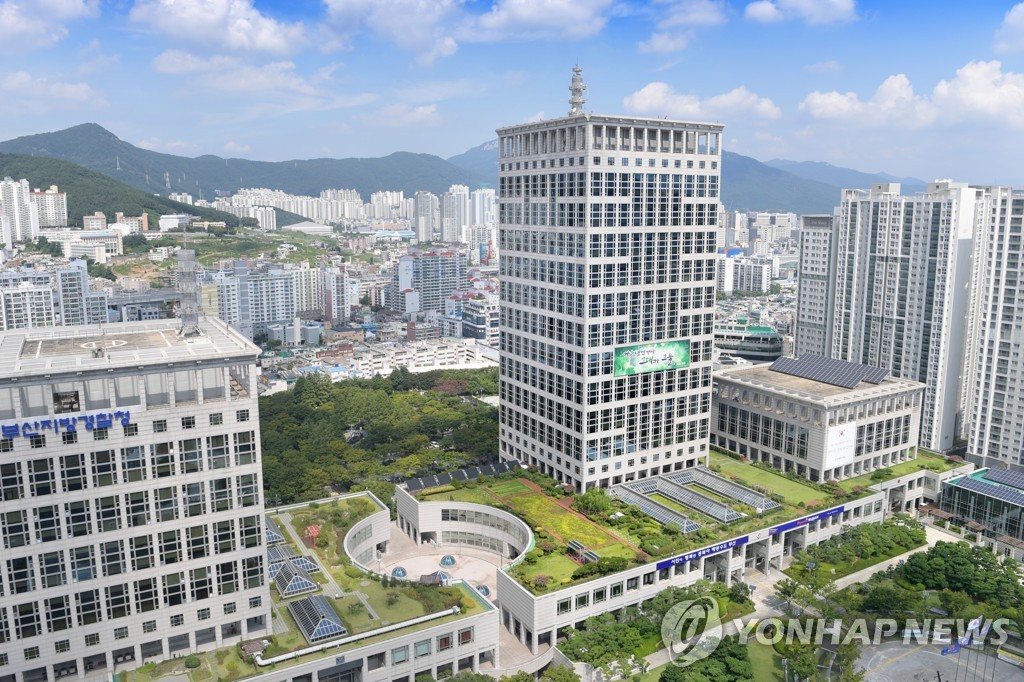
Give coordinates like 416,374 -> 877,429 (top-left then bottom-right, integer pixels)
0,0 -> 97,53
745,0 -> 855,25
467,0 -> 615,41
0,70 -> 105,112
638,32 -> 689,54
322,0 -> 461,63
638,1 -> 727,54
801,61 -> 1024,129
805,60 -> 841,73
366,103 -> 441,128
76,39 -> 120,76
623,82 -> 781,120
130,0 -> 305,54
152,50 -> 319,95
223,141 -> 251,155
933,61 -> 1024,127
994,3 -> 1024,53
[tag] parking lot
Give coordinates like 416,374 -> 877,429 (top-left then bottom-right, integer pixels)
860,640 -> 1021,681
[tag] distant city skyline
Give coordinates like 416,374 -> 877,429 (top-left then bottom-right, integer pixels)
3,1 -> 1024,183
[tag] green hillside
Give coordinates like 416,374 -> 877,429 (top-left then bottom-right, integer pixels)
0,153 -> 248,229
0,123 -> 481,199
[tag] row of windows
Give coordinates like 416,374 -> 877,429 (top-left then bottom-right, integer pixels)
500,406 -> 581,460
500,282 -> 585,317
585,367 -> 712,406
586,314 -> 712,351
0,433 -> 256,499
500,333 -> 584,375
500,308 -> 584,347
717,405 -> 810,460
1,476 -> 258,547
499,256 -> 586,289
500,383 -> 583,433
499,357 -> 583,404
2,596 -> 264,667
586,255 -> 716,287
380,628 -> 474,669
498,229 -> 586,257
0,559 -> 264,641
438,509 -> 530,546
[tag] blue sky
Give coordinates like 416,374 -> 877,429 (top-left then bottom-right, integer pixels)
3,1 -> 1024,184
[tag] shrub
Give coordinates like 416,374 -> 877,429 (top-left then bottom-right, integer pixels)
533,575 -> 550,589
347,602 -> 365,615
934,519 -> 946,528
965,533 -> 977,542
185,655 -> 201,669
949,524 -> 962,533
344,566 -> 363,578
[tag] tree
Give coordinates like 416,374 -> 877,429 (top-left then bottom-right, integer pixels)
499,674 -> 533,682
572,488 -> 613,516
729,580 -> 752,606
835,640 -> 865,682
659,665 -> 687,682
775,578 -> 800,611
540,666 -> 580,682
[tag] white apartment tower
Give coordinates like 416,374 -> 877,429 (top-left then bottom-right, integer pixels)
796,182 -> 980,453
441,185 -> 470,243
31,186 -> 68,228
0,177 -> 40,245
497,68 -> 721,491
966,186 -> 1024,469
795,215 -> 837,357
0,319 -> 270,680
414,191 -> 439,242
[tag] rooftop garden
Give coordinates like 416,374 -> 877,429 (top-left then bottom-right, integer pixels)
127,496 -> 487,682
834,448 -> 961,493
417,461 -> 856,594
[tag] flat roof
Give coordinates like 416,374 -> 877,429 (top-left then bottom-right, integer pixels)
0,317 -> 258,378
496,112 -> 724,135
715,363 -> 924,403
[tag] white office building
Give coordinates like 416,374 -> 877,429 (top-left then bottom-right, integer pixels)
0,318 -> 270,681
31,187 -> 67,228
442,185 -> 470,243
497,67 -> 721,491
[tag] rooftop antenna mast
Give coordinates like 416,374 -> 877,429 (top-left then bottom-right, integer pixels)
568,64 -> 586,116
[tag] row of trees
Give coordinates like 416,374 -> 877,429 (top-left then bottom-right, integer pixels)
259,369 -> 499,503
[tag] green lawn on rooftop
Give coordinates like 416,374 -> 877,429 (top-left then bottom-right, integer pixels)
709,452 -> 828,507
836,451 -> 959,492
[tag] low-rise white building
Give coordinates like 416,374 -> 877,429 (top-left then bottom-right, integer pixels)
712,355 -> 924,483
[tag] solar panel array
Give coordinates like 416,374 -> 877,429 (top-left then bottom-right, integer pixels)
583,550 -> 601,563
404,461 -> 520,492
290,595 -> 348,644
273,559 -> 319,598
265,518 -> 285,545
770,355 -> 888,389
610,487 -> 700,533
984,468 -> 1024,491
653,478 -> 744,523
954,476 -> 1024,506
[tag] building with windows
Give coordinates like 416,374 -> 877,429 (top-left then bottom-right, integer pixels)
794,182 -> 981,454
497,67 -> 720,491
0,177 -> 40,246
0,318 -> 270,680
965,186 -> 1024,470
938,468 -> 1024,561
30,187 -> 67,229
711,355 -> 924,484
387,249 -> 468,317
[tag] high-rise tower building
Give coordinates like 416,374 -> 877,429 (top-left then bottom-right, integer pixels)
441,185 -> 470,243
966,186 -> 1024,469
0,176 -> 40,245
497,68 -> 722,491
795,182 -> 981,452
414,191 -> 439,242
0,318 -> 270,679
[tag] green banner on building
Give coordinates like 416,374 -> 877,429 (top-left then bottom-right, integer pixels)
613,340 -> 691,376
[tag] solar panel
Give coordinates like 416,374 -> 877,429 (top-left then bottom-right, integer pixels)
954,476 -> 1024,506
435,473 -> 453,486
665,468 -> 782,511
653,478 -> 744,523
274,559 -> 319,597
265,518 -> 285,545
984,468 -> 1024,491
583,550 -> 601,563
290,595 -> 347,644
610,487 -> 701,533
770,355 -> 888,389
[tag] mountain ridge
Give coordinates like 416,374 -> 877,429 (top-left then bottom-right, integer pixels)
2,123 -> 923,216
